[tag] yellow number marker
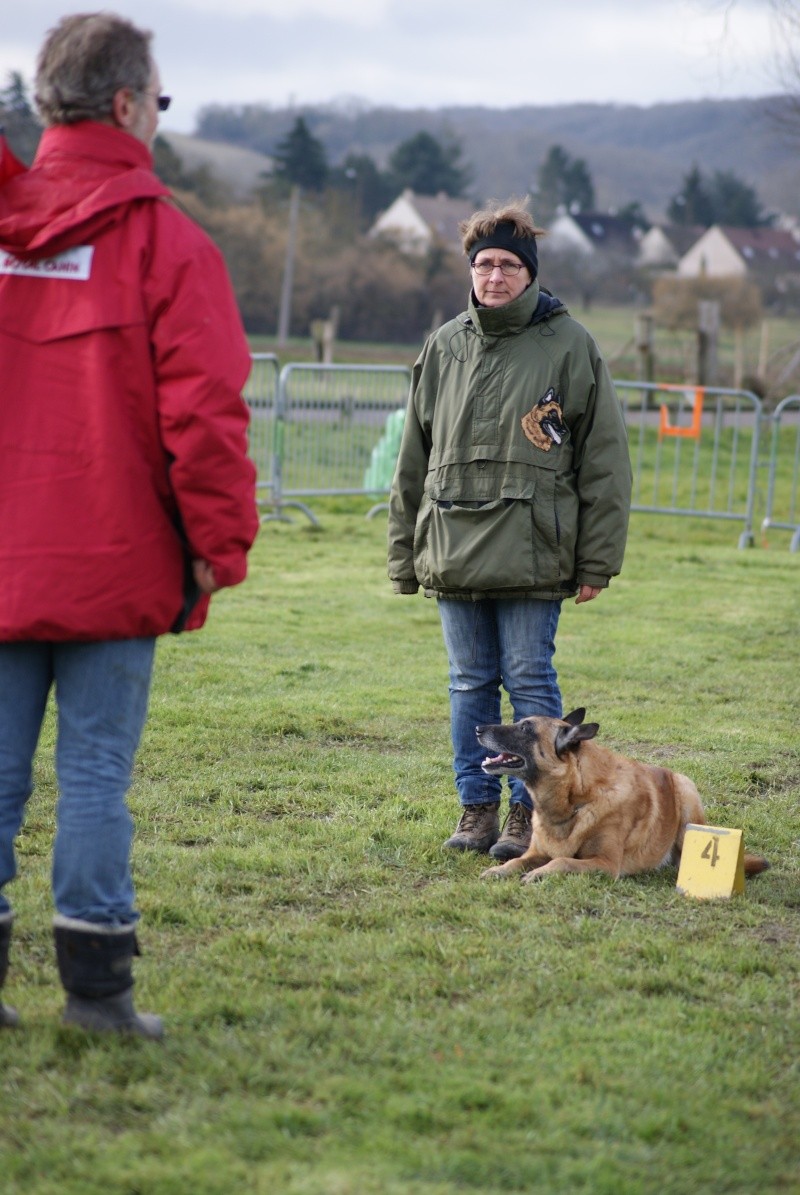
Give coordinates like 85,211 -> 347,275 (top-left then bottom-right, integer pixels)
676,824 -> 745,899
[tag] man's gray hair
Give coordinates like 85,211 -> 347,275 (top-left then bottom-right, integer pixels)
35,12 -> 153,127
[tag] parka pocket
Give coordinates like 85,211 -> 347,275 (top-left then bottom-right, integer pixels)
415,497 -> 536,591
530,469 -> 560,587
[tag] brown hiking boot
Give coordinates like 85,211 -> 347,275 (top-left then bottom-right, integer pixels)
443,803 -> 500,853
488,802 -> 532,861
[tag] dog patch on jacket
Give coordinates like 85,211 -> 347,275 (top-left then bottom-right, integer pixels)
521,388 -> 567,451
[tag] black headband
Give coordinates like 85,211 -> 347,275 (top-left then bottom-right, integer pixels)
469,221 -> 538,280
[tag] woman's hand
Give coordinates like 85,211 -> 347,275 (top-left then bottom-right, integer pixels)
575,584 -> 602,604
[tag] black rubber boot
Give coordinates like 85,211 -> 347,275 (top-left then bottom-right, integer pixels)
0,913 -> 19,1028
53,918 -> 163,1040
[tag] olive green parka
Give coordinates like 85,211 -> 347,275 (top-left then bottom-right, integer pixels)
387,280 -> 632,601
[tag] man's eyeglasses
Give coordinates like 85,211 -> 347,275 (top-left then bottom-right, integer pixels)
471,259 -> 525,276
137,90 -> 171,111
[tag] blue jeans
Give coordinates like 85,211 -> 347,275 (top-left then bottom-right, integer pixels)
0,639 -> 156,925
438,598 -> 562,809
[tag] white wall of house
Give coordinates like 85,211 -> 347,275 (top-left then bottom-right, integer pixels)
637,226 -> 679,269
677,226 -> 747,278
369,189 -> 431,254
546,213 -> 594,255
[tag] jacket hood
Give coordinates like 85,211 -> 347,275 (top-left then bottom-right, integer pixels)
0,122 -> 170,260
467,280 -> 567,338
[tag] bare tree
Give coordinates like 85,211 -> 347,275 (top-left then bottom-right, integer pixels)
710,1 -> 800,111
769,0 -> 800,126
698,0 -> 800,148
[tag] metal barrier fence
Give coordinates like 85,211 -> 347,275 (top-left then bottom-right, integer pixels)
244,353 -> 280,502
763,394 -> 800,551
255,362 -> 412,523
615,382 -> 763,549
245,360 -> 799,547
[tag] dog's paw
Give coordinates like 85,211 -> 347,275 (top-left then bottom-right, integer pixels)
480,865 -> 513,880
520,870 -> 546,884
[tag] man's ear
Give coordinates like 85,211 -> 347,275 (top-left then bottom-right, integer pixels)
111,86 -> 137,131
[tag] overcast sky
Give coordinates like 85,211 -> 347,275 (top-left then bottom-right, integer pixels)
2,1 -> 782,135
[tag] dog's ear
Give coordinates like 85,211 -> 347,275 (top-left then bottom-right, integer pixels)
563,708 -> 586,726
555,720 -> 599,756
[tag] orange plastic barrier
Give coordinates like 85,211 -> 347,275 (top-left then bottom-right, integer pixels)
659,386 -> 704,439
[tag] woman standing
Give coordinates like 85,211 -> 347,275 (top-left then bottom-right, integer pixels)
388,199 -> 631,861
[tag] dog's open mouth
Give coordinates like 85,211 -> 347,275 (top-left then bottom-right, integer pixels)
481,751 -> 524,772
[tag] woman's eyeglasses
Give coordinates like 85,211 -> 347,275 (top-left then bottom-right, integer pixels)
471,260 -> 525,276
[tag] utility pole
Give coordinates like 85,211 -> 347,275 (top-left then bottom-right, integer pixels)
277,184 -> 300,347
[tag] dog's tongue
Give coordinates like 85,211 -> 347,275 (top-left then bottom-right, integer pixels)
483,752 -> 513,765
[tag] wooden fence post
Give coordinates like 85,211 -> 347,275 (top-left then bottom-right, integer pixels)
697,300 -> 720,387
635,312 -> 655,383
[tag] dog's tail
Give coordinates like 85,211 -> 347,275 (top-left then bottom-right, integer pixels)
675,777 -> 770,878
744,853 -> 770,876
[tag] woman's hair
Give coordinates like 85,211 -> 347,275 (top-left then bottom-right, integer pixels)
459,198 -> 546,257
35,13 -> 153,126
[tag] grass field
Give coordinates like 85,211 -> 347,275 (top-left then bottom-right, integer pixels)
2,506 -> 799,1194
249,304 -> 800,402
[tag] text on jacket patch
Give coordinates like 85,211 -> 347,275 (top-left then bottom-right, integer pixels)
0,245 -> 94,280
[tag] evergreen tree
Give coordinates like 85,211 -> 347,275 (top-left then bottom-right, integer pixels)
616,200 -> 650,231
329,152 -> 396,223
388,131 -> 468,197
0,71 -> 41,164
667,165 -> 716,226
0,72 -> 32,116
564,157 -> 595,213
537,144 -> 595,216
708,169 -> 772,226
668,164 -> 772,227
272,116 -> 328,192
151,135 -> 186,189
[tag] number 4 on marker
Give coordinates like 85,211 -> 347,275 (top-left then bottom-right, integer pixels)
700,836 -> 720,867
676,824 -> 746,899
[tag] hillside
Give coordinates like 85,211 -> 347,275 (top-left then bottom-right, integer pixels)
191,95 -> 800,219
159,132 -> 272,200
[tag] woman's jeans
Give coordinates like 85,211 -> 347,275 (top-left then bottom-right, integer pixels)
438,598 -> 562,810
0,639 -> 156,925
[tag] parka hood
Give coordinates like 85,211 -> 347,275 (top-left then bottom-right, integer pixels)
467,280 -> 567,338
0,122 -> 169,260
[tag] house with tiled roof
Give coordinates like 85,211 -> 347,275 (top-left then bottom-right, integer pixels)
368,188 -> 474,255
677,225 -> 800,279
545,210 -> 640,258
636,224 -> 705,270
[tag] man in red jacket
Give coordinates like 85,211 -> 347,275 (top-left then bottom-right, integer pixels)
0,13 -> 259,1037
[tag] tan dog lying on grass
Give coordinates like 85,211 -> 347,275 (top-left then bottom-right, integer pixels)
478,709 -> 770,883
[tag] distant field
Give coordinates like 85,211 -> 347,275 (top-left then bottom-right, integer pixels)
249,305 -> 800,401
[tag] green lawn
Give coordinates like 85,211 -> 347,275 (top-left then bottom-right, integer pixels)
2,507 -> 798,1194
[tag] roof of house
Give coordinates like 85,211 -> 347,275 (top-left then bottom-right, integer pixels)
717,225 -> 800,269
369,188 -> 474,253
649,224 -> 706,255
407,190 -> 474,247
564,212 -> 640,252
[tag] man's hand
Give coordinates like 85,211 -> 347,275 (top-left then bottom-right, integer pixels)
192,559 -> 218,594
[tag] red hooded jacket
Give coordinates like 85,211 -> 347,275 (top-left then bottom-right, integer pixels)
0,123 -> 258,640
